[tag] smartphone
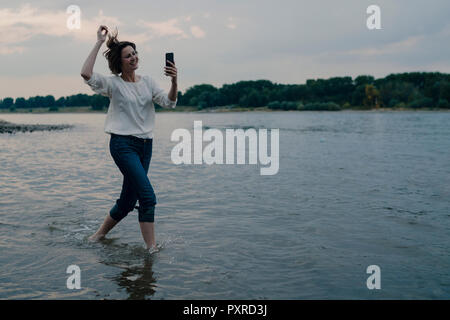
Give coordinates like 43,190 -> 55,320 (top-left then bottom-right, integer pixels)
165,52 -> 174,66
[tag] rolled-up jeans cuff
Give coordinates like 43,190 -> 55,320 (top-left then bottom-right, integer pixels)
109,203 -> 127,222
138,206 -> 155,222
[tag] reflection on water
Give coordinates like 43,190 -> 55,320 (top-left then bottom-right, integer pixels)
0,111 -> 449,299
111,257 -> 157,300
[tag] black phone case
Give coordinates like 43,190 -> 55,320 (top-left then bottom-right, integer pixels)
166,53 -> 174,66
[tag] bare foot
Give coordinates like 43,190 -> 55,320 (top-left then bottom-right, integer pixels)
88,233 -> 105,242
148,245 -> 159,255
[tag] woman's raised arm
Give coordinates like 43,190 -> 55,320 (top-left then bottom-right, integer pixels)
80,25 -> 108,81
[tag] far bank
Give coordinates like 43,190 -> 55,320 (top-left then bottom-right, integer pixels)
1,105 -> 449,114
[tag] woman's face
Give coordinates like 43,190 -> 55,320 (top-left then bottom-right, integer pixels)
121,45 -> 139,73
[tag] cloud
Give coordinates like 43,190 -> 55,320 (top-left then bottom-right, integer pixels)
137,16 -> 208,40
344,36 -> 423,57
190,26 -> 206,38
0,4 -> 67,45
137,18 -> 189,40
0,46 -> 25,55
0,4 -> 206,55
226,17 -> 237,30
0,4 -> 122,54
317,22 -> 450,66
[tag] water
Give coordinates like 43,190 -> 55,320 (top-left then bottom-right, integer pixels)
0,111 -> 449,299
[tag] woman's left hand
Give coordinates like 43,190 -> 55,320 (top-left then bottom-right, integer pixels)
164,60 -> 177,82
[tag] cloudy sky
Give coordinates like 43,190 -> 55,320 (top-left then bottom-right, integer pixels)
1,0 -> 449,99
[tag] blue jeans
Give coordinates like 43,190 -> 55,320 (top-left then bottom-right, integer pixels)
109,133 -> 157,222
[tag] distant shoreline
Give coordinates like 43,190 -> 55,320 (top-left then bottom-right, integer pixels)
1,105 -> 449,114
0,119 -> 73,134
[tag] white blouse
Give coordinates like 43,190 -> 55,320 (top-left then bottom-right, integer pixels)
84,72 -> 177,139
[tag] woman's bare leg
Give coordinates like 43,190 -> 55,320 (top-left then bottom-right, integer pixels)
139,222 -> 158,251
88,215 -> 118,241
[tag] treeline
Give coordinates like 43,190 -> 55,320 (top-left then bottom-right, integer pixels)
176,72 -> 450,110
0,94 -> 109,111
1,72 -> 450,111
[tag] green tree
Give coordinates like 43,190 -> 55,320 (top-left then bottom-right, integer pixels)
239,89 -> 265,108
14,97 -> 27,108
44,95 -> 55,107
91,94 -> 109,110
180,84 -> 217,106
352,85 -> 366,106
1,97 -> 14,109
65,94 -> 90,107
437,99 -> 449,108
364,84 -> 380,108
379,81 -> 416,107
354,75 -> 375,87
55,97 -> 66,107
197,91 -> 214,109
439,81 -> 450,101
407,97 -> 433,109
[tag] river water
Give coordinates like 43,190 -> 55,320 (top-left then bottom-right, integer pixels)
0,111 -> 449,299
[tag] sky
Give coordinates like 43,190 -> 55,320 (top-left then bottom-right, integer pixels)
0,0 -> 449,99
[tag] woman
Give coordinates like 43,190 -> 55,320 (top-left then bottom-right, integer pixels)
81,26 -> 178,254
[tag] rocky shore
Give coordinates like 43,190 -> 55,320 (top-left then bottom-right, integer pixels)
0,119 -> 73,134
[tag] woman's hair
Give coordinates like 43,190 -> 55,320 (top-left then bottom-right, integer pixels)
103,29 -> 136,75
